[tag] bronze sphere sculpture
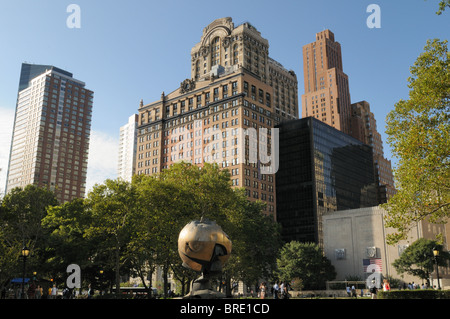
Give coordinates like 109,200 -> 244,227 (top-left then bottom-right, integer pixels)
178,217 -> 232,298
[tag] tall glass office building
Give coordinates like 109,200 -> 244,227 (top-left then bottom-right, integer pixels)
5,63 -> 93,203
275,117 -> 377,245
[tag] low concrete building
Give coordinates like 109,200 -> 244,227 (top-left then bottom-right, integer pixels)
323,206 -> 449,289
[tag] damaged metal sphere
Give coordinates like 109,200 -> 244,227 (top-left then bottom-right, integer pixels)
178,218 -> 232,273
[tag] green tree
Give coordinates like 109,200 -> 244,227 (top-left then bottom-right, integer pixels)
1,185 -> 58,247
133,172 -> 189,297
133,162 -> 281,297
425,0 -> 450,15
0,230 -> 18,289
383,39 -> 450,244
84,178 -> 138,295
163,163 -> 281,296
276,241 -> 336,290
0,185 -> 58,282
392,238 -> 450,284
34,162 -> 281,297
223,189 -> 281,291
41,198 -> 98,287
435,0 -> 450,14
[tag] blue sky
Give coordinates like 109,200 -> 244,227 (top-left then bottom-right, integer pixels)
0,0 -> 449,192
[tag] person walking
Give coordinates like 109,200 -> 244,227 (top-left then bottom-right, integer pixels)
272,282 -> 279,299
35,285 -> 42,299
259,282 -> 266,299
279,282 -> 284,297
280,282 -> 289,299
51,284 -> 58,299
370,282 -> 378,299
27,282 -> 35,299
87,284 -> 95,299
383,279 -> 390,292
346,285 -> 351,297
63,286 -> 71,299
351,285 -> 357,298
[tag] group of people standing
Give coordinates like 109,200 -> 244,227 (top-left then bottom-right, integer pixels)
406,282 -> 429,289
368,279 -> 390,299
1,283 -> 59,299
258,281 -> 290,299
345,279 -> 390,299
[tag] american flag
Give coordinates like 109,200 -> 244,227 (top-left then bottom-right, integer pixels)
363,258 -> 382,273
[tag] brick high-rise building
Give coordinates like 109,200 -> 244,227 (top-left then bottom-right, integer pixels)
301,31 -> 396,204
191,18 -> 298,121
5,63 -> 93,203
350,101 -> 396,203
135,17 -> 299,219
301,30 -> 352,135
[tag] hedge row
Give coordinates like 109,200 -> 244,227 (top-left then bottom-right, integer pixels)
378,290 -> 450,299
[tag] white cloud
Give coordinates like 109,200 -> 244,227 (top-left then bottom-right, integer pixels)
0,106 -> 15,196
85,130 -> 119,194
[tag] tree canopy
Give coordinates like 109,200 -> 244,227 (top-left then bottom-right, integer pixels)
0,162 -> 282,297
0,185 -> 58,285
435,0 -> 450,15
276,241 -> 336,290
392,238 -> 450,283
383,39 -> 450,244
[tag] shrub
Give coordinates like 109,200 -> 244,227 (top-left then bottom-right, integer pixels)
378,290 -> 450,299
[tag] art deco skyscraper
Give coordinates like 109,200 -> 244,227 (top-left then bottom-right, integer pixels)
301,30 -> 352,135
5,63 -> 93,203
350,100 -> 396,202
301,31 -> 396,204
191,18 -> 298,121
135,17 -> 299,219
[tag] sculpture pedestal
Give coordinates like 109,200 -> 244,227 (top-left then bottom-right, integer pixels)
183,275 -> 225,299
184,289 -> 226,299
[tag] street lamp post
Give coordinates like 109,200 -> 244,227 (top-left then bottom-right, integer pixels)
433,248 -> 441,290
21,246 -> 30,299
99,270 -> 104,296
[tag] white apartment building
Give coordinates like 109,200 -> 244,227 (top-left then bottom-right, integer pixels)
117,114 -> 138,182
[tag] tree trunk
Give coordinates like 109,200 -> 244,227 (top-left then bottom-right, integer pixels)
163,264 -> 168,298
115,246 -> 121,296
225,273 -> 232,298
